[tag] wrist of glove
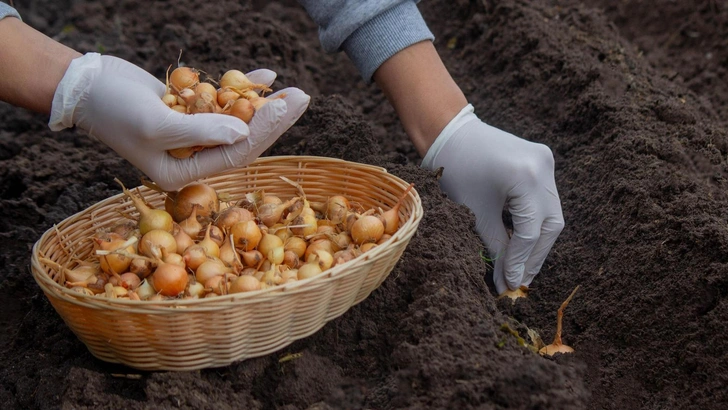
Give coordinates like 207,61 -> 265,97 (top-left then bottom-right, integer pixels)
422,104 -> 564,295
49,53 -> 310,191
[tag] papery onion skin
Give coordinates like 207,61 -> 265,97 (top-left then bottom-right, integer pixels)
165,183 -> 220,222
169,67 -> 199,92
229,275 -> 261,293
230,220 -> 262,252
151,263 -> 189,296
350,215 -> 385,245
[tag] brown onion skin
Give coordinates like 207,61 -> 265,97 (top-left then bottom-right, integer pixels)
151,263 -> 189,296
165,183 -> 219,222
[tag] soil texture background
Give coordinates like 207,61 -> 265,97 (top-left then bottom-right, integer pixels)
1,0 -> 728,409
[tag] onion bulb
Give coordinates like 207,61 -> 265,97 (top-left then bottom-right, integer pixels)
227,98 -> 255,123
94,233 -> 136,275
229,275 -> 261,293
186,91 -> 217,114
194,82 -> 217,98
40,258 -> 99,287
498,286 -> 529,301
272,224 -> 292,241
119,272 -> 141,290
257,233 -> 283,259
179,205 -> 203,239
379,183 -> 414,235
169,66 -> 199,92
215,206 -> 254,232
217,87 -> 240,107
333,245 -> 360,266
204,275 -> 229,295
151,262 -> 189,296
267,246 -> 285,265
177,88 -> 196,106
207,225 -> 225,246
187,281 -> 206,298
284,236 -> 307,258
291,213 -> 318,237
163,251 -> 186,267
324,195 -> 350,224
304,239 -> 335,261
241,90 -> 259,100
219,233 -> 242,269
115,178 -> 173,235
136,279 -> 156,300
297,259 -> 323,280
172,223 -> 195,253
197,224 -> 220,259
195,259 -> 233,284
350,215 -> 384,245
539,286 -> 579,357
283,250 -> 300,268
129,257 -> 154,279
162,93 -> 177,107
230,220 -> 262,251
240,249 -> 264,268
138,229 -> 178,258
219,69 -> 272,93
309,249 -> 333,271
166,183 -> 219,222
183,244 -> 209,271
257,197 -> 300,227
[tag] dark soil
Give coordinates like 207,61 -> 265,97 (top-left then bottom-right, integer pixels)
2,0 -> 728,409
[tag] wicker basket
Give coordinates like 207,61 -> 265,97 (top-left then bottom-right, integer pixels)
30,156 -> 423,371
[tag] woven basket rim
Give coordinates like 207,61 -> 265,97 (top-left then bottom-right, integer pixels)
30,155 -> 423,313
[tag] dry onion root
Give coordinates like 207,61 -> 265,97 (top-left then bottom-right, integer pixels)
539,285 -> 580,357
41,178 -> 414,302
161,59 -> 286,159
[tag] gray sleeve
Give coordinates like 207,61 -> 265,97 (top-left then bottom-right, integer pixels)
297,0 -> 434,83
0,3 -> 21,21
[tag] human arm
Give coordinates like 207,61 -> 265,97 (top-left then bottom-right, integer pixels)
0,5 -> 310,191
0,8 -> 81,113
298,0 -> 564,294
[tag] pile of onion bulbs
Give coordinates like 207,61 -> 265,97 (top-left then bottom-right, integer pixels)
43,179 -> 413,302
162,64 -> 283,159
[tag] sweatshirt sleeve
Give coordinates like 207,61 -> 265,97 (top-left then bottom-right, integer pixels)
297,0 -> 434,83
0,3 -> 21,20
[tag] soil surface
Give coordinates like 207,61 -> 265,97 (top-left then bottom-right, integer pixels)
2,0 -> 728,409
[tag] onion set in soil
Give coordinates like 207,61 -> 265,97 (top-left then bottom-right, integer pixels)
162,59 -> 285,160
539,285 -> 580,357
40,178 -> 414,302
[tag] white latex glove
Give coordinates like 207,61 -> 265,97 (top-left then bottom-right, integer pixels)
422,104 -> 564,295
49,52 -> 310,191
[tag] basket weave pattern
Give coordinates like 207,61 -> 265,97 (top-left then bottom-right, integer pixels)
30,156 -> 423,371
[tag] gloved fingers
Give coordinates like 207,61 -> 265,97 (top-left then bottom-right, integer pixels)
475,204 -> 512,295
153,111 -> 249,148
184,99 -> 288,173
521,215 -> 565,286
492,256 -> 509,296
100,55 -> 166,96
262,87 -> 310,140
244,69 -> 277,89
247,98 -> 288,141
501,197 -> 543,290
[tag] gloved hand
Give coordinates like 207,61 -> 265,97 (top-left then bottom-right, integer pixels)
49,52 -> 310,191
421,104 -> 564,295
